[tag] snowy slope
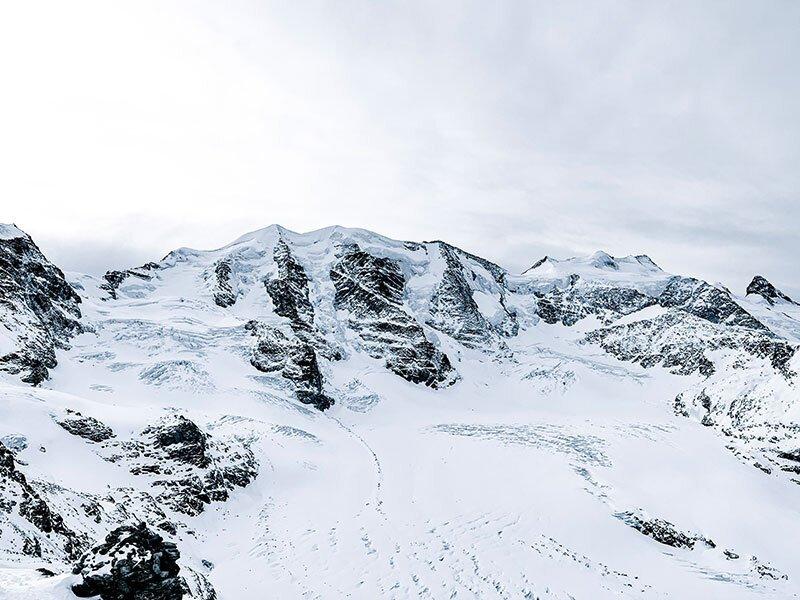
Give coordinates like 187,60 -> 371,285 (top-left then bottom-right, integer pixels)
1,225 -> 799,599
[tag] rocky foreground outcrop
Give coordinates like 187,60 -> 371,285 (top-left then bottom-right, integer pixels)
72,522 -> 184,600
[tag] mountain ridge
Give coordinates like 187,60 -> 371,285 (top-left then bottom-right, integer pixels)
1,223 -> 799,599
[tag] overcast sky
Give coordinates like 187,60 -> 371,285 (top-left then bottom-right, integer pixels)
1,1 -> 798,295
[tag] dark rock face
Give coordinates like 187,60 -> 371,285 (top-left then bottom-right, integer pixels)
585,311 -> 796,378
0,442 -> 83,559
246,320 -> 333,410
427,243 -> 508,349
0,230 -> 82,384
330,245 -> 456,387
57,411 -> 115,443
101,262 -> 160,300
746,275 -> 796,305
428,240 -> 518,337
533,274 -> 765,332
265,239 -> 315,331
72,522 -> 183,600
615,511 -> 714,550
658,276 -> 765,330
212,260 -> 236,307
149,416 -> 210,468
103,416 -> 257,516
535,279 -> 656,327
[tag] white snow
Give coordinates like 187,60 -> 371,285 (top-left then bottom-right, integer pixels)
0,224 -> 25,240
1,227 -> 799,600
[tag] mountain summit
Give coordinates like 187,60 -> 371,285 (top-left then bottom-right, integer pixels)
747,274 -> 797,305
1,224 -> 799,599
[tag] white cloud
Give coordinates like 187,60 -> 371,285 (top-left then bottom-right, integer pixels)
0,0 -> 797,293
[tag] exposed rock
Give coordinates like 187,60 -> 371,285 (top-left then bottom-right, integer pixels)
658,276 -> 766,330
427,243 -> 506,349
615,511 -> 714,550
747,275 -> 796,306
212,260 -> 236,308
101,262 -> 160,300
535,278 -> 656,326
57,411 -> 115,443
72,522 -> 183,600
148,416 -> 210,468
265,239 -> 315,331
585,311 -> 795,378
330,244 -> 456,387
0,442 -> 83,559
246,321 -> 333,410
0,227 -> 82,384
102,416 -> 257,516
751,556 -> 788,580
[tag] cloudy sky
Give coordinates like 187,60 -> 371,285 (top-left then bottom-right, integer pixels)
1,1 -> 798,294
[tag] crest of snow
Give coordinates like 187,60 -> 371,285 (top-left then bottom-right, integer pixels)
525,251 -> 663,277
0,223 -> 26,240
519,250 -> 671,295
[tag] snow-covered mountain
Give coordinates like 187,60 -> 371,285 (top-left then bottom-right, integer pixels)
1,223 -> 799,599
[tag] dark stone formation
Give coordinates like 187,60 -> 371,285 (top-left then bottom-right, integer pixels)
778,449 -> 800,462
212,260 -> 236,307
0,442 -> 83,559
104,417 -> 257,516
525,256 -> 550,272
615,511 -> 714,550
72,522 -> 183,600
0,229 -> 83,384
585,311 -> 795,378
535,279 -> 657,327
265,239 -> 315,331
149,416 -> 210,468
246,320 -> 333,410
100,262 -> 160,300
746,275 -> 796,306
658,276 -> 766,330
57,411 -> 115,442
426,243 -> 510,348
330,244 -> 456,387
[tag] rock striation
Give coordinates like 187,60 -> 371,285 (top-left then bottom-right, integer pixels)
0,226 -> 82,384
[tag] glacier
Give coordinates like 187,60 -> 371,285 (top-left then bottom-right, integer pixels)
0,223 -> 799,599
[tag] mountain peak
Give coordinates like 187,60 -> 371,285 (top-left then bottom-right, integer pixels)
523,251 -> 663,279
0,223 -> 27,241
746,275 -> 795,305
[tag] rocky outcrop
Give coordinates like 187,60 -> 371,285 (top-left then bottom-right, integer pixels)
57,410 -> 115,443
535,277 -> 657,326
585,311 -> 795,377
265,239 -> 315,331
0,442 -> 84,560
330,244 -> 456,387
246,320 -> 333,410
212,260 -> 236,307
615,511 -> 714,550
148,416 -> 211,468
72,522 -> 183,600
0,226 -> 82,384
103,416 -> 257,515
658,276 -> 766,330
747,275 -> 796,306
101,262 -> 160,300
427,243 -> 507,349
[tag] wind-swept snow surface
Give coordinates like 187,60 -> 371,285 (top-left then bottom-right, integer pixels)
1,224 -> 799,599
